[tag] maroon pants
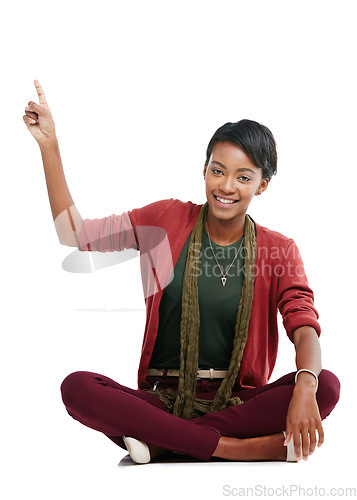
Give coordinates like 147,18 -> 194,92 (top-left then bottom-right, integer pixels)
60,369 -> 340,461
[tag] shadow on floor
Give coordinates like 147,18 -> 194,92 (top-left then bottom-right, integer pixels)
118,451 -> 233,467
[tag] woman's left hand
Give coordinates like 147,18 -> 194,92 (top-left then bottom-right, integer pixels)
284,384 -> 324,461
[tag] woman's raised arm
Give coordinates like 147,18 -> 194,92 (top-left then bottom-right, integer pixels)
23,80 -> 83,247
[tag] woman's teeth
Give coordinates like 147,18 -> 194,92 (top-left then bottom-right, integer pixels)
215,195 -> 237,204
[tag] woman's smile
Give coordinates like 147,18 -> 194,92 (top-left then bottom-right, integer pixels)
213,194 -> 239,207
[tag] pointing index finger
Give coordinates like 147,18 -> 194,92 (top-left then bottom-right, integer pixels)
34,79 -> 48,108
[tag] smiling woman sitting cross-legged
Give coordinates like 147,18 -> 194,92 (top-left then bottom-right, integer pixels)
23,79 -> 340,465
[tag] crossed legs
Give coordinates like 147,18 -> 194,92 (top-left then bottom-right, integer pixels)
60,371 -> 220,460
60,369 -> 340,462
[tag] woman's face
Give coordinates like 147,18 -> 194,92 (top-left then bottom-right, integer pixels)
203,141 -> 269,223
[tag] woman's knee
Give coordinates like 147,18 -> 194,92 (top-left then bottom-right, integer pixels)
317,369 -> 341,416
60,370 -> 94,409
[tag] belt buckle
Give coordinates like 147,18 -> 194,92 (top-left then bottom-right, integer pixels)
209,368 -> 214,380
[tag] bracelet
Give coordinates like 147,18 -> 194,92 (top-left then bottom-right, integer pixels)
294,369 -> 319,394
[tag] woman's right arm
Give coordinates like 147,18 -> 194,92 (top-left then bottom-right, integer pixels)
23,80 -> 83,247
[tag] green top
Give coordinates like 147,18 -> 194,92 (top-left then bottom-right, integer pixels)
149,227 -> 245,370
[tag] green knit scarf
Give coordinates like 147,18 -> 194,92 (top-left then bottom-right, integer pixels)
148,201 -> 257,420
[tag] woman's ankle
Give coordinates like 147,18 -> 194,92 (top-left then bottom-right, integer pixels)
212,433 -> 287,462
146,442 -> 170,461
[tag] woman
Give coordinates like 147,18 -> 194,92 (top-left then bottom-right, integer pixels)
23,80 -> 340,464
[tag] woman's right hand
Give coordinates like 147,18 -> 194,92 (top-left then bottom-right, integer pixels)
23,80 -> 57,145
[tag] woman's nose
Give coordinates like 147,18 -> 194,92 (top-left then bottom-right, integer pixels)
220,176 -> 236,193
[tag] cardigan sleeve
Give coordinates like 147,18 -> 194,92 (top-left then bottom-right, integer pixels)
276,238 -> 321,342
78,211 -> 139,252
77,198 -> 176,252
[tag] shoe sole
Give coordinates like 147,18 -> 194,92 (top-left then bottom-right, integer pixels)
283,431 -> 298,462
123,436 -> 151,464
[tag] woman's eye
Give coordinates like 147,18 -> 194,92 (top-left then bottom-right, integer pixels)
211,169 -> 250,182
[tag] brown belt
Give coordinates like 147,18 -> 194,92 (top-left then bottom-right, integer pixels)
147,368 -> 228,380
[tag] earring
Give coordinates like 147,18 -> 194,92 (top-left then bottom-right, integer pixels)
257,191 -> 261,196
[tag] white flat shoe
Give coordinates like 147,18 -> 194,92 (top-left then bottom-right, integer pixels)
282,431 -> 298,462
122,436 -> 151,464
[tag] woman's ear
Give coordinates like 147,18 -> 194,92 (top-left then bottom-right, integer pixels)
259,178 -> 270,193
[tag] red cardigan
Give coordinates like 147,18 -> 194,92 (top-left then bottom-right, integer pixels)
79,198 -> 321,390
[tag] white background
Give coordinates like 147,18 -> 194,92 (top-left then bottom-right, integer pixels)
2,0 -> 356,498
